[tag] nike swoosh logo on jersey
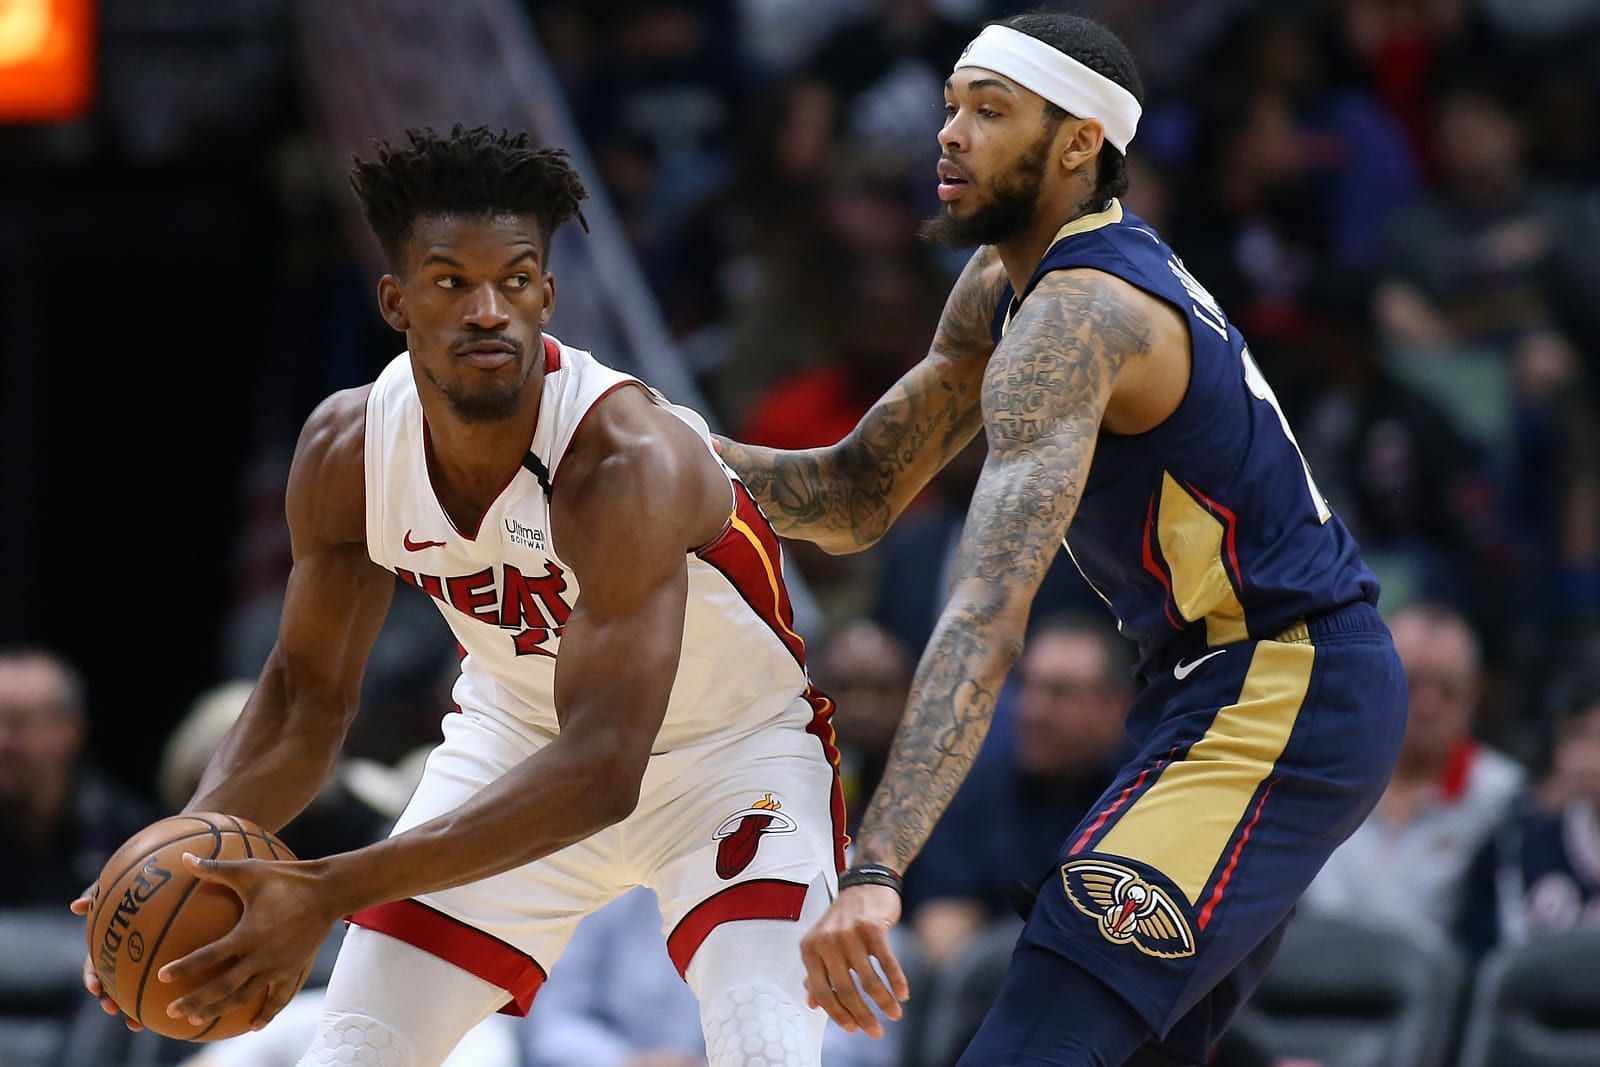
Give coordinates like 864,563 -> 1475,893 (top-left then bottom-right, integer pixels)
1173,649 -> 1226,680
403,530 -> 447,552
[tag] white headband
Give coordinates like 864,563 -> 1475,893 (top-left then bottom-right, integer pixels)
953,25 -> 1141,152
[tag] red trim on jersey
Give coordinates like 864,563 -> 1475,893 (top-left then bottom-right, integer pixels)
1141,494 -> 1183,629
666,878 -> 808,977
1198,777 -> 1276,931
803,686 -> 849,872
547,379 -> 647,491
1069,747 -> 1179,856
1182,480 -> 1245,592
694,482 -> 807,664
347,899 -> 547,1015
542,335 -> 562,373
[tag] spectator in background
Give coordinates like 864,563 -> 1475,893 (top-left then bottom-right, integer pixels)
1377,74 -> 1600,354
0,648 -> 154,907
157,680 -> 414,859
815,620 -> 913,838
906,614 -> 1133,965
793,0 -> 974,170
1457,669 -> 1600,959
524,887 -> 904,1067
1287,270 -> 1509,631
1305,604 -> 1524,932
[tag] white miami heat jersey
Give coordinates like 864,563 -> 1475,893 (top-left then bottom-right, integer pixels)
363,334 -> 816,750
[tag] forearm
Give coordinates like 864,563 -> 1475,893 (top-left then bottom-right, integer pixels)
852,595 -> 1025,872
186,665 -> 346,832
717,439 -> 878,552
313,736 -> 634,916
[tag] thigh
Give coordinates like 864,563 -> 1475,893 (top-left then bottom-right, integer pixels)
348,710 -> 630,1014
637,706 -> 844,978
1025,629 -> 1405,1044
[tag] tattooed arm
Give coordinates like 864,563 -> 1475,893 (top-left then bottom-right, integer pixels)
797,268 -> 1155,1036
717,247 -> 1006,553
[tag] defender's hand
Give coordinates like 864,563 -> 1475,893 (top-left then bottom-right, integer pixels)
70,885 -> 144,1031
799,884 -> 908,1038
159,853 -> 337,1030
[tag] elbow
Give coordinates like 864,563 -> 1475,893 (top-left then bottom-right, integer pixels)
584,750 -> 647,827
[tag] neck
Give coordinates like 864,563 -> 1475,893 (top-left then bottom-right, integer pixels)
421,385 -> 543,506
995,183 -> 1108,296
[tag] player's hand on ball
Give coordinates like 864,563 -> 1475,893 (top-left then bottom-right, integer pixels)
69,884 -> 143,1031
158,853 -> 338,1030
799,884 -> 908,1039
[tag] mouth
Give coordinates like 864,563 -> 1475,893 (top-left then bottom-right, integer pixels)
455,340 -> 518,370
937,158 -> 972,202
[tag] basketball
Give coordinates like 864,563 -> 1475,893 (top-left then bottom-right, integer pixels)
85,812 -> 303,1041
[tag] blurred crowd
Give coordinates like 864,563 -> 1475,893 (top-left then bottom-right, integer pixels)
9,0 -> 1600,1064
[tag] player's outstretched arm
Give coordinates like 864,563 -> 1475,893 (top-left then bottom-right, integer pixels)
717,246 -> 1005,553
187,386 -> 395,831
800,268 -> 1154,1036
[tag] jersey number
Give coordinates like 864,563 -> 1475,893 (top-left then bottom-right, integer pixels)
1241,347 -> 1332,523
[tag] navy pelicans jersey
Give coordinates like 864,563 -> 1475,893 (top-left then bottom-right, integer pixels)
363,335 -> 829,754
991,201 -> 1379,681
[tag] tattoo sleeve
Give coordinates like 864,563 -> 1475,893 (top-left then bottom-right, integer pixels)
853,269 -> 1155,872
717,247 -> 1005,553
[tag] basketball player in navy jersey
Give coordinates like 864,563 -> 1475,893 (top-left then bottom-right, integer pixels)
718,14 -> 1408,1065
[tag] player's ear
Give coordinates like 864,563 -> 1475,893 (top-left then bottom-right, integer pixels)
377,274 -> 409,332
540,272 -> 555,326
1060,118 -> 1104,179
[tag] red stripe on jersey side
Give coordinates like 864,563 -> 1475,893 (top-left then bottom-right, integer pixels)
1182,480 -> 1245,592
694,482 -> 807,666
1140,493 -> 1183,629
542,335 -> 562,373
348,899 -> 547,1015
803,686 -> 849,873
666,878 -> 808,976
1069,746 -> 1180,856
1198,777 -> 1276,931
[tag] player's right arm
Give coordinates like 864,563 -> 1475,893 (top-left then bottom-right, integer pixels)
186,385 -> 394,830
716,246 -> 1005,553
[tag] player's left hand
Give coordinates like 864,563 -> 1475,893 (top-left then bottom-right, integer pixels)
799,884 -> 909,1039
159,853 -> 338,1030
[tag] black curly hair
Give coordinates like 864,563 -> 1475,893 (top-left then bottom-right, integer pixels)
1000,12 -> 1144,205
349,124 -> 589,270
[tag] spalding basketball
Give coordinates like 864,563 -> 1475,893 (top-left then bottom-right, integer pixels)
86,812 -> 304,1041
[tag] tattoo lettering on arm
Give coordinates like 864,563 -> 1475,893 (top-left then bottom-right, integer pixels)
853,269 -> 1155,871
718,247 -> 1007,552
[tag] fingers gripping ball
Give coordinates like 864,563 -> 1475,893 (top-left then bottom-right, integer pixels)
86,812 -> 305,1041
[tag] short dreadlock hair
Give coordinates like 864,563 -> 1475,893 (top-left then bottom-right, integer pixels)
999,12 -> 1144,205
349,124 -> 589,270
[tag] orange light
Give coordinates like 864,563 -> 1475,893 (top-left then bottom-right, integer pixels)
0,0 -> 94,124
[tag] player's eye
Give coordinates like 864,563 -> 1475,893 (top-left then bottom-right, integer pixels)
435,276 -> 461,290
503,274 -> 530,290
977,107 -> 1000,119
942,104 -> 957,119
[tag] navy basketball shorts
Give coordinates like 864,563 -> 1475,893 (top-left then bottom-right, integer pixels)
964,601 -> 1407,1065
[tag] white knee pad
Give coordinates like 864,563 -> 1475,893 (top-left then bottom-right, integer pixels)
702,983 -> 817,1067
687,875 -> 830,1067
299,1012 -> 416,1067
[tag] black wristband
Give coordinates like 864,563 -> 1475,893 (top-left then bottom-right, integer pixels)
839,863 -> 904,895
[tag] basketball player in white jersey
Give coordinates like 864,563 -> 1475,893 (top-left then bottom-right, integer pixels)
72,126 -> 843,1067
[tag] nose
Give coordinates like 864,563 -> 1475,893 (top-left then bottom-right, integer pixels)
939,112 -> 967,155
463,281 -> 511,332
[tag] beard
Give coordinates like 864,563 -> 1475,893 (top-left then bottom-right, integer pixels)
920,130 -> 1053,249
419,351 -> 532,424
